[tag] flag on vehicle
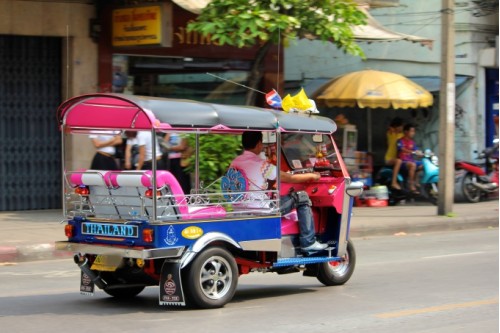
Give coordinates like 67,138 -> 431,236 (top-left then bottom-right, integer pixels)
265,89 -> 282,109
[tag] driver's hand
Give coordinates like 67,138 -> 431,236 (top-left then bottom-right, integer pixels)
312,172 -> 321,181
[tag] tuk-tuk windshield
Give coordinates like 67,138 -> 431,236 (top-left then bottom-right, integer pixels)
281,133 -> 341,171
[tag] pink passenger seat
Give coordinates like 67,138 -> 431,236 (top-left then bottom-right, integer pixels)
69,170 -> 226,220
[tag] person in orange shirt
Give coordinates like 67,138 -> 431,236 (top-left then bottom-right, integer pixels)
384,117 -> 404,190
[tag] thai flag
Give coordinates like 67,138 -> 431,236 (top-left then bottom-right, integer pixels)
265,89 -> 282,109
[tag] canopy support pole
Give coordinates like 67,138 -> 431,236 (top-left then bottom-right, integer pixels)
367,107 -> 372,153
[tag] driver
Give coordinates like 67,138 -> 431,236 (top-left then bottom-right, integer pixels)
230,131 -> 328,254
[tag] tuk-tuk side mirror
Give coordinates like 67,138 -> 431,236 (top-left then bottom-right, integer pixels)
346,181 -> 364,197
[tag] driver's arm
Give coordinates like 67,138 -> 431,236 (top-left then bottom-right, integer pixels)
280,170 -> 320,183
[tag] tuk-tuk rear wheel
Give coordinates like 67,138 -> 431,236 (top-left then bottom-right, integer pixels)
317,240 -> 356,286
183,247 -> 238,309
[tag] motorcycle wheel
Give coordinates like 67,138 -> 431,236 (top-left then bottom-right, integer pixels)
421,182 -> 438,205
461,172 -> 481,203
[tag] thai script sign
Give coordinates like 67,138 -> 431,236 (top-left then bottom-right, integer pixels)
112,5 -> 171,47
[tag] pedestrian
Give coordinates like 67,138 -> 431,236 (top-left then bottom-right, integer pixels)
89,132 -> 122,170
162,133 -> 192,194
385,117 -> 404,190
125,131 -> 162,170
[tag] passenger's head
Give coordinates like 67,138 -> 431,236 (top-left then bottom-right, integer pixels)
403,123 -> 416,138
242,131 -> 263,150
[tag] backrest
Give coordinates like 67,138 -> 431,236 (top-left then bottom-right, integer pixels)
68,170 -> 118,217
107,170 -> 183,220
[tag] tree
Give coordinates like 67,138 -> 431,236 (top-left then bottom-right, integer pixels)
184,134 -> 242,186
188,0 -> 367,105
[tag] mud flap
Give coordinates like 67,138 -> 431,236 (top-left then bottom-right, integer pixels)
80,271 -> 95,296
159,261 -> 185,306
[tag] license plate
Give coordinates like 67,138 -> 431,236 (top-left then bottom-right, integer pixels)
82,222 -> 138,238
90,255 -> 122,272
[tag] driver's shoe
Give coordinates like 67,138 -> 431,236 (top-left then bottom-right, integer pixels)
302,241 -> 328,252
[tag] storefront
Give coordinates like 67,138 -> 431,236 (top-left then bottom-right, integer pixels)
97,1 -> 281,106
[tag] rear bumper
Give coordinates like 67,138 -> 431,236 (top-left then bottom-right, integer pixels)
55,241 -> 185,259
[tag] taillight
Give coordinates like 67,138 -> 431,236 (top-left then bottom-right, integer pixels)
328,185 -> 337,194
75,185 -> 89,196
145,188 -> 161,198
142,229 -> 154,243
65,224 -> 74,238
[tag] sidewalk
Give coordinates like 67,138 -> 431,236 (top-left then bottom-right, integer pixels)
0,200 -> 498,263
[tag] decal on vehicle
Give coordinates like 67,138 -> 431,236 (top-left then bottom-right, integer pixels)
80,271 -> 94,296
164,225 -> 178,246
81,222 -> 138,238
164,274 -> 177,296
181,226 -> 204,239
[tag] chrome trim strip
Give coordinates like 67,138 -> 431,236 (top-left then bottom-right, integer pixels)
55,241 -> 185,259
239,239 -> 281,251
338,178 -> 353,257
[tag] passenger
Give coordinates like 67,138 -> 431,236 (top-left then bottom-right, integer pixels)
89,132 -> 122,170
384,117 -> 404,190
231,131 -> 328,254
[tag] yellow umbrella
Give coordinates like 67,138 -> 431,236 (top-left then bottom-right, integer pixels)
312,69 -> 433,151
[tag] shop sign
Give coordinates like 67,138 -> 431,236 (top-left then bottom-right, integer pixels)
112,5 -> 172,47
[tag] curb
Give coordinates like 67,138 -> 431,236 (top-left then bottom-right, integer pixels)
0,244 -> 73,264
350,216 -> 498,238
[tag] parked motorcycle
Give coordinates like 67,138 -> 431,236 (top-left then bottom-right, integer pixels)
376,149 -> 439,205
454,139 -> 499,203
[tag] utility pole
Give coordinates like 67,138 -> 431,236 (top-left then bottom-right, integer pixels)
438,0 -> 455,215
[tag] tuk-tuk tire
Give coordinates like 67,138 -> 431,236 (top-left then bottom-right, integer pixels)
317,240 -> 356,286
103,286 -> 145,299
183,247 -> 238,309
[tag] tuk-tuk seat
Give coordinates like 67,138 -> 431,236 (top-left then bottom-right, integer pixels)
68,170 -> 119,218
69,170 -> 226,220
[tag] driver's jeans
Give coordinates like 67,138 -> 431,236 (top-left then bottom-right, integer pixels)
279,195 -> 316,249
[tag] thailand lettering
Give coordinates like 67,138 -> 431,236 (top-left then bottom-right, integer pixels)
82,223 -> 138,238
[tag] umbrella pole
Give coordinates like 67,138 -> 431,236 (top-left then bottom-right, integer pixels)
367,107 -> 372,153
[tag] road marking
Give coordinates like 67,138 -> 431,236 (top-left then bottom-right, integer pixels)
375,298 -> 498,319
422,251 -> 484,259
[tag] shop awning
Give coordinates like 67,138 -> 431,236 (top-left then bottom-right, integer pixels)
302,75 -> 473,96
172,0 -> 433,47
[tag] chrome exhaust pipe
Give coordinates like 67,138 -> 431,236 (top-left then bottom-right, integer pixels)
471,182 -> 498,192
74,255 -> 108,290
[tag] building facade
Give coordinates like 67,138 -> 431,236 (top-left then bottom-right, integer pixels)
0,0 -> 97,210
285,1 -> 499,167
1,0 -> 497,210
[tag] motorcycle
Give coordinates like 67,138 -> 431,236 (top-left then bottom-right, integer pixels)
454,139 -> 499,203
376,149 -> 439,205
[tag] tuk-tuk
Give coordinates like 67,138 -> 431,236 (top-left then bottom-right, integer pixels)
55,93 -> 363,308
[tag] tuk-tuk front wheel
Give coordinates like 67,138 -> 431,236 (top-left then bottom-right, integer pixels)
317,240 -> 356,286
184,247 -> 238,309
